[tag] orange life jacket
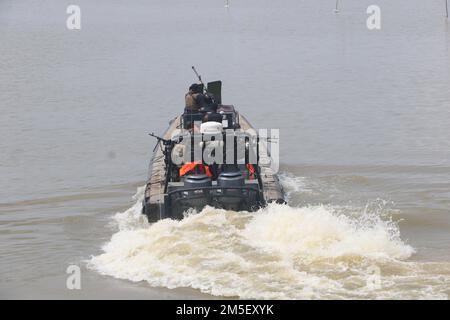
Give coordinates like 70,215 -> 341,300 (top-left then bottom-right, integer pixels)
180,161 -> 213,177
246,164 -> 256,179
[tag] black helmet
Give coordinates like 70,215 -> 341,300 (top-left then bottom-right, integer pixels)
189,83 -> 201,93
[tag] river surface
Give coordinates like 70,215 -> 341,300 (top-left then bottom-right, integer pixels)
1,0 -> 450,299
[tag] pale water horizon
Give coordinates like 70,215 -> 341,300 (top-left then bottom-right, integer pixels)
1,0 -> 450,299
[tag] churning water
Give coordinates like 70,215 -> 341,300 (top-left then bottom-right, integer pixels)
87,180 -> 450,299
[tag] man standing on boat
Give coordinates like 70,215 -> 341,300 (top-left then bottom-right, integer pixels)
185,83 -> 218,113
185,83 -> 204,113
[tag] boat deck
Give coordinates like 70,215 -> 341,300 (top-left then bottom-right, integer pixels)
144,112 -> 284,212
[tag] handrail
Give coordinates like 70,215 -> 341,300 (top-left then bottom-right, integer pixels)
167,185 -> 265,208
167,185 -> 260,196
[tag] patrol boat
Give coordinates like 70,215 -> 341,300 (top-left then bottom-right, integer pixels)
142,79 -> 285,222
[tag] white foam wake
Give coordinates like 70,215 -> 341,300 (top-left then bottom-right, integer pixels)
88,181 -> 450,299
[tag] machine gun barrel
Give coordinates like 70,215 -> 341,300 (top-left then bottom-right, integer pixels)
191,66 -> 213,99
191,66 -> 204,87
148,132 -> 172,145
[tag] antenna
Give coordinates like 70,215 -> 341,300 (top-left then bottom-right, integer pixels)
446,0 -> 449,18
334,0 -> 340,14
225,0 -> 229,8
